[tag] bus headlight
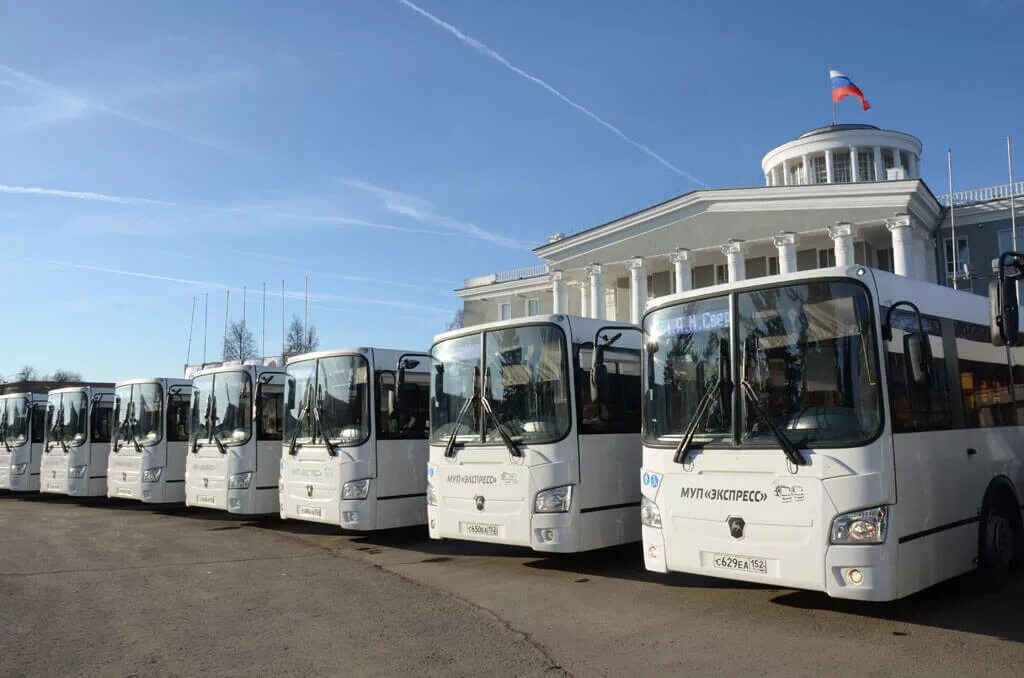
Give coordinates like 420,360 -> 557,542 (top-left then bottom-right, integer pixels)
68,465 -> 87,479
142,467 -> 163,483
534,485 -> 573,513
11,463 -> 28,475
342,479 -> 370,500
228,472 -> 252,490
641,496 -> 663,529
426,481 -> 437,506
831,506 -> 888,544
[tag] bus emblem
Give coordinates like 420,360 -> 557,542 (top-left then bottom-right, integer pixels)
122,472 -> 127,482
306,484 -> 314,498
728,516 -> 745,540
475,495 -> 485,512
203,477 -> 209,489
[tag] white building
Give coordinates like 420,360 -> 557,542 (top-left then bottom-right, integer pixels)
459,123 -> 955,326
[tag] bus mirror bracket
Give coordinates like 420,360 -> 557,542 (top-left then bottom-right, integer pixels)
883,301 -> 932,387
990,251 -> 1024,347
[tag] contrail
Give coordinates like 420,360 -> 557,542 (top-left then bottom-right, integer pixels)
397,0 -> 706,188
0,183 -> 175,206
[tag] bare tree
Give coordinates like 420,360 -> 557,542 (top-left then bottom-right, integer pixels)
446,308 -> 465,331
223,321 -> 258,362
285,315 -> 320,355
51,369 -> 82,383
16,365 -> 38,381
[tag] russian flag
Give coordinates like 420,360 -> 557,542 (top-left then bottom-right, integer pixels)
830,70 -> 870,111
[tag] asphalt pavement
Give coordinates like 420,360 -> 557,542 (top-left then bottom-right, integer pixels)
2,492 -> 1022,677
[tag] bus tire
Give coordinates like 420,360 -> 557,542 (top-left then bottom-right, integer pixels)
976,487 -> 1020,587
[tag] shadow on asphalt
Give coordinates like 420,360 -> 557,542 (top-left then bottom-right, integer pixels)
771,564 -> 1024,644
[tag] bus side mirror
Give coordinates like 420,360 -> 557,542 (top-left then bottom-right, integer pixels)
286,383 -> 296,410
592,363 -> 609,405
990,278 -> 1019,347
904,333 -> 932,387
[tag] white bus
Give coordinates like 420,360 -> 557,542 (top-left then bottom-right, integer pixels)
107,378 -> 192,503
185,363 -> 286,514
40,385 -> 115,497
279,348 -> 432,530
640,264 -> 1024,601
0,392 -> 48,492
427,315 -> 643,552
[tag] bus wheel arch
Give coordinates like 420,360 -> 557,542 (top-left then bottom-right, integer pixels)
978,477 -> 1022,578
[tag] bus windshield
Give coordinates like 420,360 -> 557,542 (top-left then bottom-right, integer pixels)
318,355 -> 370,445
47,391 -> 89,446
285,359 -> 316,445
431,324 -> 571,445
2,397 -> 29,445
115,383 -> 164,446
190,372 -> 251,444
644,280 -> 882,448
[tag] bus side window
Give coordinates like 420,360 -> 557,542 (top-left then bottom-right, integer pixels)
166,393 -> 191,442
575,343 -> 642,435
955,321 -> 1015,428
257,383 -> 284,441
31,404 -> 46,443
377,370 -> 430,440
91,401 -> 113,444
884,309 -> 951,434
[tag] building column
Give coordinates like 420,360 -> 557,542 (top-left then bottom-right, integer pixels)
873,146 -> 882,182
773,232 -> 798,274
886,214 -> 914,278
825,149 -> 834,184
722,239 -> 746,283
802,153 -> 812,185
764,173 -> 771,187
550,270 -> 567,314
587,263 -> 605,320
577,282 -> 591,318
924,235 -> 938,284
627,257 -> 647,324
670,248 -> 692,292
909,153 -> 919,179
850,147 -> 859,182
782,159 -> 791,186
912,230 -> 928,282
828,222 -> 855,267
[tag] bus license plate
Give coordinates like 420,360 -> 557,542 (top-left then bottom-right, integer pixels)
117,487 -> 134,497
712,553 -> 767,575
298,505 -> 322,518
462,522 -> 500,537
196,494 -> 216,505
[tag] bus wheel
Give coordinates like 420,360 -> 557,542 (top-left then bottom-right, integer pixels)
978,498 -> 1018,583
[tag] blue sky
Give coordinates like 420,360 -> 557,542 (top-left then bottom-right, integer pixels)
2,0 -> 1023,381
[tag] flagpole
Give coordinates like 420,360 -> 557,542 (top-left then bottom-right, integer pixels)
948,148 -> 958,290
1009,135 -> 1019,302
829,68 -> 836,126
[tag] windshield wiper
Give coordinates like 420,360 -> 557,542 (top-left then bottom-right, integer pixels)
673,375 -> 721,465
310,391 -> 338,457
287,383 -> 313,457
740,380 -> 806,467
443,395 -> 478,458
480,396 -> 522,458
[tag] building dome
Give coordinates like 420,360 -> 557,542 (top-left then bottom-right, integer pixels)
761,124 -> 922,186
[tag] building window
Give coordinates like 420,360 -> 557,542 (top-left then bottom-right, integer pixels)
715,264 -> 728,284
944,237 -> 970,287
832,151 -> 851,183
768,256 -> 779,275
500,302 -> 512,320
858,151 -> 875,181
788,161 -> 804,185
882,149 -> 894,171
818,248 -> 837,268
877,248 -> 892,272
998,228 -> 1024,253
813,155 -> 827,183
854,241 -> 875,267
527,298 -> 540,316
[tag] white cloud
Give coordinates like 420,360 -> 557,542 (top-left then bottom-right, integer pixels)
0,183 -> 176,206
272,212 -> 453,237
338,176 -> 527,249
396,0 -> 706,188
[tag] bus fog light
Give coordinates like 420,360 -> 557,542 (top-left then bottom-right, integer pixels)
342,511 -> 358,522
142,467 -> 163,483
426,482 -> 437,506
847,568 -> 864,585
542,529 -> 555,542
11,463 -> 28,475
68,465 -> 87,479
229,498 -> 241,509
430,519 -> 436,529
535,485 -> 572,513
831,506 -> 888,544
641,496 -> 663,529
228,472 -> 252,490
648,545 -> 659,559
342,479 -> 370,500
